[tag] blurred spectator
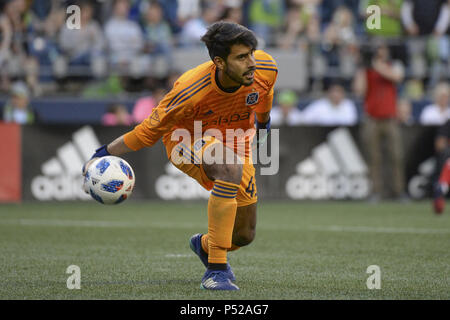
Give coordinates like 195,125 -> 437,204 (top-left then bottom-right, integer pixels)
104,0 -> 145,70
324,6 -> 357,45
277,2 -> 320,50
362,0 -> 403,38
220,3 -> 243,24
270,89 -> 303,126
2,81 -> 34,124
142,1 -> 174,65
101,103 -> 133,126
28,0 -> 66,83
0,5 -> 13,91
248,0 -> 285,46
82,74 -> 126,98
300,80 -> 358,126
320,0 -> 361,30
177,0 -> 201,25
132,86 -> 166,123
401,0 -> 449,36
321,6 -> 358,77
402,0 -> 450,88
354,42 -> 406,201
0,0 -> 447,99
419,82 -> 450,125
179,2 -> 220,47
58,1 -> 105,71
403,77 -> 424,101
158,0 -> 180,33
359,0 -> 408,80
2,0 -> 41,95
396,98 -> 414,125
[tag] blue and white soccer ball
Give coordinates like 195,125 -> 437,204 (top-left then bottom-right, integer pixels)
84,156 -> 135,205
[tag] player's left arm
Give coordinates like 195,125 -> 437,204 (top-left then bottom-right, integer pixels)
253,51 -> 278,131
254,67 -> 277,145
256,111 -> 270,124
255,85 -> 274,128
82,78 -> 196,175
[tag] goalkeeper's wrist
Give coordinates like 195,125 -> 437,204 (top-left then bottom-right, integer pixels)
92,144 -> 111,159
256,117 -> 271,131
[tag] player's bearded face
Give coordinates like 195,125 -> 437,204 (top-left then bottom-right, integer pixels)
224,45 -> 256,86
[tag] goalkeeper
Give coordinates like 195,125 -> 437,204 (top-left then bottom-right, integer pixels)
83,21 -> 277,291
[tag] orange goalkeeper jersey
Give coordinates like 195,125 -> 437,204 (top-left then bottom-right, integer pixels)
123,50 -> 278,158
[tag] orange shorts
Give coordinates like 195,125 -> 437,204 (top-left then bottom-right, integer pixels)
167,137 -> 257,207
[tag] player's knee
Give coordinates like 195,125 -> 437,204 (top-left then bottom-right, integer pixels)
233,228 -> 255,247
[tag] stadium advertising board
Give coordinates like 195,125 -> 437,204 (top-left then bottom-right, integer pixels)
20,125 -> 437,202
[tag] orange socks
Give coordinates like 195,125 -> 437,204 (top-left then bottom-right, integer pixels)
205,180 -> 240,264
201,234 -> 241,253
201,233 -> 209,253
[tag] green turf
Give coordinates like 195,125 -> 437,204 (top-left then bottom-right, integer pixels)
0,200 -> 449,299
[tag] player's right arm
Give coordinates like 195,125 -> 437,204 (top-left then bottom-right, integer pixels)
82,74 -> 198,175
81,135 -> 133,175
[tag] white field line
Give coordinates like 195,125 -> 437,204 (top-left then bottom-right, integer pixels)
0,219 -> 449,235
309,225 -> 450,235
165,254 -> 193,258
0,219 -> 200,229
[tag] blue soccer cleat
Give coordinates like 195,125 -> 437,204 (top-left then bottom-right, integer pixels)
189,233 -> 236,282
201,269 -> 239,290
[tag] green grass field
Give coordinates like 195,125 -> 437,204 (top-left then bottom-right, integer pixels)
0,200 -> 449,300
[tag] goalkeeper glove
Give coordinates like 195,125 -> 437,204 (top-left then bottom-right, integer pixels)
82,144 -> 111,193
82,144 -> 110,174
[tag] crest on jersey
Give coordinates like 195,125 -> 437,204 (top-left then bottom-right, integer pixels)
246,92 -> 259,106
194,139 -> 206,152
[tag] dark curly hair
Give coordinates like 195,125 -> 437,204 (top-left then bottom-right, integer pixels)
201,21 -> 258,61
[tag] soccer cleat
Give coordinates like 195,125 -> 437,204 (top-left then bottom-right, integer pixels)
189,233 -> 209,267
434,197 -> 444,214
433,183 -> 445,214
189,233 -> 236,281
201,269 -> 239,291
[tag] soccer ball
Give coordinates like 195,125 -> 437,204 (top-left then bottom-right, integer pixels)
84,156 -> 135,205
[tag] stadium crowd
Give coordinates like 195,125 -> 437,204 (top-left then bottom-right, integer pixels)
0,0 -> 449,126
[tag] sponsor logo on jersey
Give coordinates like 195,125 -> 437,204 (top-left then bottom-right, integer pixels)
202,111 -> 251,127
193,139 -> 206,152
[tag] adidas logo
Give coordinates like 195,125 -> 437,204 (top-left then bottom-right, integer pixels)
30,126 -> 100,201
202,110 -> 214,116
286,128 -> 371,200
155,162 -> 211,200
202,278 -> 218,288
91,177 -> 100,186
408,157 -> 435,199
202,277 -> 238,290
150,109 -> 160,125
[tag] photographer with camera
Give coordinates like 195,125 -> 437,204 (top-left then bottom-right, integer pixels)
353,41 -> 407,202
